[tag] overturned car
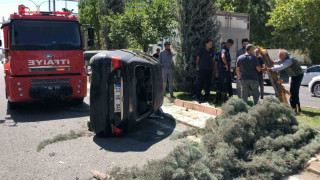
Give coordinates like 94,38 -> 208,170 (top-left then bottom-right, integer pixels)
88,50 -> 163,137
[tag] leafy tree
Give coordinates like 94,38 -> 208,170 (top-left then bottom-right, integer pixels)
79,0 -> 102,49
108,0 -> 176,51
98,0 -> 126,49
267,0 -> 320,64
217,0 -> 276,47
174,0 -> 220,94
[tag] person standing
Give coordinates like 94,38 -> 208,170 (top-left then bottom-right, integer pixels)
268,49 -> 304,112
236,44 -> 261,105
255,49 -> 265,99
196,39 -> 215,101
214,42 -> 226,103
153,48 -> 160,59
159,42 -> 175,98
235,38 -> 249,98
218,39 -> 234,102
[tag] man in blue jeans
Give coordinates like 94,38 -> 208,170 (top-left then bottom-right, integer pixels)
236,44 -> 262,105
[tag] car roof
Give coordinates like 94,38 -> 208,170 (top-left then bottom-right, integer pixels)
308,65 -> 320,69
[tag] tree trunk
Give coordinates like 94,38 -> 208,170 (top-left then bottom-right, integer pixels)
104,27 -> 113,50
97,31 -> 101,50
143,45 -> 148,52
258,47 -> 291,104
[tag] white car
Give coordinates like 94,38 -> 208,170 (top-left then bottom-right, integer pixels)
309,75 -> 320,97
301,65 -> 320,85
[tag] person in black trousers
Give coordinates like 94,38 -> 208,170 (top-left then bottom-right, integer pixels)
196,39 -> 215,101
268,49 -> 304,112
214,42 -> 226,103
219,39 -> 234,102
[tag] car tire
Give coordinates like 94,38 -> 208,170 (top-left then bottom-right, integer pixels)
312,82 -> 320,97
265,80 -> 272,86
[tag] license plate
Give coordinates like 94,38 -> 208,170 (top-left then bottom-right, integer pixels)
114,84 -> 121,113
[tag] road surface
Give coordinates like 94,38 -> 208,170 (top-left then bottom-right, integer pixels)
0,65 -> 186,179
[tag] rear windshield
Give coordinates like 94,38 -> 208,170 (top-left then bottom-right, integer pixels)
11,20 -> 82,50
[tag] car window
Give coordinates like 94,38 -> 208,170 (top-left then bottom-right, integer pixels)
307,67 -> 320,72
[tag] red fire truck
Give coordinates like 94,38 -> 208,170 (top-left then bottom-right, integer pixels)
0,5 -> 94,108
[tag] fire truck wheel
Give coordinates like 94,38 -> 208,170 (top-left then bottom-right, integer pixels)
73,98 -> 84,105
7,101 -> 19,110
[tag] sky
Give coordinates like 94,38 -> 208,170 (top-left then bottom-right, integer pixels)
0,0 -> 79,45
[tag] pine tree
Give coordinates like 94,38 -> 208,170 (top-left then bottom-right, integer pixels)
174,0 -> 220,94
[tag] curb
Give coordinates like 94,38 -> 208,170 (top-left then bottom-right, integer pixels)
164,97 -> 222,116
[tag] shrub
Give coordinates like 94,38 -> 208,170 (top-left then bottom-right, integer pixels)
104,97 -> 320,180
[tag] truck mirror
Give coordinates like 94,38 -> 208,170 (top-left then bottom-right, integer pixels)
88,39 -> 94,47
88,27 -> 94,40
0,40 -> 2,47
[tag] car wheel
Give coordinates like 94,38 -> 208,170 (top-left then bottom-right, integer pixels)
265,80 -> 271,86
312,82 -> 320,97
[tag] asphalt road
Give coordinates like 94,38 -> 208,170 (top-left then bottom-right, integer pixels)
232,82 -> 320,108
0,65 -> 187,179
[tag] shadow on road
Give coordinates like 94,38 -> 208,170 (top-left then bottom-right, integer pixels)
93,112 -> 176,152
3,101 -> 90,123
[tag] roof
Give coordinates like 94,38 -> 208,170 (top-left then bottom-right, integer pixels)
10,13 -> 78,21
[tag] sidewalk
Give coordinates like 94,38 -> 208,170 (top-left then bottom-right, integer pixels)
162,97 -> 221,129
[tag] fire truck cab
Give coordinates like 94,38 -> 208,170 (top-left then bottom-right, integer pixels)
0,5 -> 94,108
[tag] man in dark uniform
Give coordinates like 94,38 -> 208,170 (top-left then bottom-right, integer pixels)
196,39 -> 215,101
218,39 -> 234,102
214,42 -> 226,103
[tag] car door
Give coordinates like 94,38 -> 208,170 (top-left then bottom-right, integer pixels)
302,66 -> 320,85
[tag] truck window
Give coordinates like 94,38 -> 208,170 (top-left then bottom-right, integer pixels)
11,20 -> 82,50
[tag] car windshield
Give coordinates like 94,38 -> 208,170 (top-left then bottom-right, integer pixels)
11,20 -> 82,50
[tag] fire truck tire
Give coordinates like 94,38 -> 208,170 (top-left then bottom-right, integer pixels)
8,101 -> 19,110
73,98 -> 84,105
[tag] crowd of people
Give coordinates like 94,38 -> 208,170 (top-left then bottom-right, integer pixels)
153,39 -> 303,111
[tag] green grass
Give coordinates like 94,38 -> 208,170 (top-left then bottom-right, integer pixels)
37,130 -> 88,152
297,107 -> 320,130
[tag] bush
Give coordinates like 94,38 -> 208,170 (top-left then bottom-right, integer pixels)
104,97 -> 320,180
